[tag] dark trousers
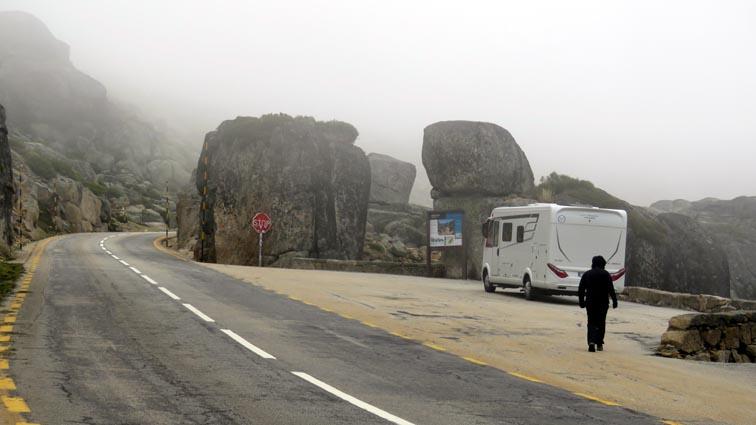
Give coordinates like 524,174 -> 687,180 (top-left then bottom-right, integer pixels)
586,304 -> 609,345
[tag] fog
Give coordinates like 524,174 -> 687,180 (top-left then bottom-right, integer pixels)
3,0 -> 755,206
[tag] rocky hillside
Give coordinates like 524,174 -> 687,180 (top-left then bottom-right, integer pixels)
537,173 -> 731,297
0,11 -> 191,239
652,197 -> 756,300
0,104 -> 14,256
193,114 -> 371,265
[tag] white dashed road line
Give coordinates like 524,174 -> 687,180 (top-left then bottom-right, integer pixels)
142,275 -> 158,285
119,260 -> 130,266
158,287 -> 181,300
129,266 -> 142,274
106,251 -> 112,255
183,304 -> 215,322
292,372 -> 415,425
220,329 -> 276,359
112,255 -> 120,260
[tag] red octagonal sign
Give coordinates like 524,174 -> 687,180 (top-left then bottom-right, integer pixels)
252,213 -> 272,234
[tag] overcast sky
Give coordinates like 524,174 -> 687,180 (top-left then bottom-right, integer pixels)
2,0 -> 755,206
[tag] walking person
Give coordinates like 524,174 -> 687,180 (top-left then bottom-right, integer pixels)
578,255 -> 618,352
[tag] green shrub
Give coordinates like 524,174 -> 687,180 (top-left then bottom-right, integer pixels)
0,262 -> 24,301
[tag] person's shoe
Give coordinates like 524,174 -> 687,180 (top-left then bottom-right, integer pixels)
588,344 -> 596,352
597,344 -> 603,351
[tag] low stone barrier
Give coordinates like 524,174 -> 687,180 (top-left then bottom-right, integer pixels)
621,286 -> 756,313
657,311 -> 756,363
286,258 -> 445,278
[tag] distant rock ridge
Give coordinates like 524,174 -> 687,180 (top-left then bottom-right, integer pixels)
652,196 -> 756,300
195,114 -> 370,265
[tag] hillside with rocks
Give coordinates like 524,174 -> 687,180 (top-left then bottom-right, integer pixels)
0,104 -> 14,255
652,197 -> 756,300
0,11 -> 192,241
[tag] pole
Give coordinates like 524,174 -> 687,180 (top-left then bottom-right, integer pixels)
426,211 -> 432,277
165,181 -> 169,247
258,231 -> 264,267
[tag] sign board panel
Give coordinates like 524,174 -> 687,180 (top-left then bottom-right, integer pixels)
252,213 -> 272,234
429,211 -> 463,248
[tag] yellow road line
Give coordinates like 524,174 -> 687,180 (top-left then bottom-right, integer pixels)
339,314 -> 354,319
288,296 -> 301,301
0,326 -> 13,333
660,421 -> 686,425
423,342 -> 447,351
390,332 -> 411,339
0,336 -> 9,343
0,346 -> 9,353
0,378 -> 15,390
1,397 -> 30,413
509,372 -> 543,383
4,317 -> 16,324
17,422 -> 42,425
0,360 -> 8,369
319,307 -> 333,312
463,356 -> 488,365
361,322 -> 379,328
574,392 -> 621,406
153,236 -> 190,262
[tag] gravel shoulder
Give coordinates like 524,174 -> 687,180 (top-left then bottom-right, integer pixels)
202,263 -> 756,425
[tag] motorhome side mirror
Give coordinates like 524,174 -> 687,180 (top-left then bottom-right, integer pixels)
481,221 -> 489,238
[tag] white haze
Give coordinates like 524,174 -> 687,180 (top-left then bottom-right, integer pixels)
2,0 -> 755,206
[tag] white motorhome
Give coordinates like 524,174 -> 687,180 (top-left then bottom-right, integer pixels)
481,204 -> 627,300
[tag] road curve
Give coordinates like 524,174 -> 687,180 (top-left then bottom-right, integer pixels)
9,232 -> 664,424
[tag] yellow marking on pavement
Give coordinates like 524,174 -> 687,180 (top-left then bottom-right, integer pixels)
0,360 -> 8,369
574,392 -> 621,406
320,307 -> 333,312
0,378 -> 15,390
288,296 -> 302,301
0,336 -> 9,342
17,423 -> 42,425
423,342 -> 446,351
339,314 -> 354,319
10,304 -> 21,309
361,322 -> 378,328
660,421 -> 685,425
463,356 -> 488,365
0,326 -> 13,333
1,397 -> 30,413
509,372 -> 543,383
390,332 -> 411,339
4,317 -> 16,324
0,345 -> 9,353
153,236 -> 190,262
302,301 -> 316,306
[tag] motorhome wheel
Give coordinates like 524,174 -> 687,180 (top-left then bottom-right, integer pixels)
483,273 -> 495,293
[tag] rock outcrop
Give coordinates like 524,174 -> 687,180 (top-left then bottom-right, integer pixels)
0,105 -> 14,255
422,121 -> 535,278
0,11 -> 188,238
195,114 -> 371,265
367,153 -> 416,205
652,197 -> 756,300
657,311 -> 756,363
422,121 -> 534,198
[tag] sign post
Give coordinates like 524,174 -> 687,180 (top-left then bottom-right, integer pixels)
252,212 -> 272,267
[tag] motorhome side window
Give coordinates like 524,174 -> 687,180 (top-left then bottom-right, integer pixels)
516,225 -> 524,243
486,221 -> 500,247
501,222 -> 512,242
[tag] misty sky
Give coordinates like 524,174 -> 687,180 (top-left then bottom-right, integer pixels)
2,0 -> 755,206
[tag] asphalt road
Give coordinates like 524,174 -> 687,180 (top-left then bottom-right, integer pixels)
10,233 -> 664,424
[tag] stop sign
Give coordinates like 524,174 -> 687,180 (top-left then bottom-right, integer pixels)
252,213 -> 272,234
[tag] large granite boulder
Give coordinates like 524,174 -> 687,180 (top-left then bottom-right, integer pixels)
0,105 -> 14,255
652,197 -> 756,300
196,114 -> 371,265
367,153 -> 416,205
422,121 -> 534,197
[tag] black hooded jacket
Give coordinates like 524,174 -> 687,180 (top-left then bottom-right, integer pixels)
578,256 -> 618,308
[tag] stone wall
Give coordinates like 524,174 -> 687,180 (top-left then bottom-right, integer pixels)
657,311 -> 756,363
622,286 -> 756,313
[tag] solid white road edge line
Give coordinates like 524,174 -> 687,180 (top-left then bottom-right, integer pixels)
119,260 -> 130,266
142,275 -> 158,285
158,287 -> 181,300
291,372 -> 415,425
183,304 -> 215,322
220,329 -> 276,359
129,266 -> 142,274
